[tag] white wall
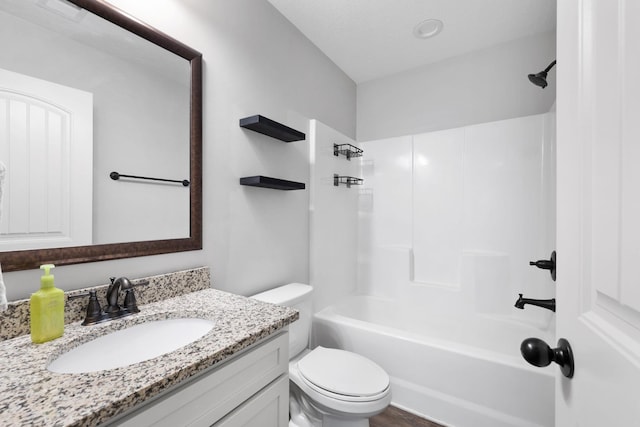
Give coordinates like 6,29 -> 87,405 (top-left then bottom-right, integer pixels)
4,0 -> 356,300
357,32 -> 556,142
359,113 -> 556,329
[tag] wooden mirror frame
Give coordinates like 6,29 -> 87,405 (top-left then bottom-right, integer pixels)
0,0 -> 202,272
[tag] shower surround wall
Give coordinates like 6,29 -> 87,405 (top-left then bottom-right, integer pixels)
358,112 -> 556,329
308,120 -> 360,312
310,112 -> 556,426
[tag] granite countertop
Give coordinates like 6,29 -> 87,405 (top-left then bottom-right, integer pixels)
0,288 -> 298,427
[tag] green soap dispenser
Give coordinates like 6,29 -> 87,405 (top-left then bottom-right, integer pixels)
30,264 -> 65,344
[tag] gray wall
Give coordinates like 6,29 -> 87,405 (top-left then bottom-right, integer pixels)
357,32 -> 556,141
4,0 -> 356,300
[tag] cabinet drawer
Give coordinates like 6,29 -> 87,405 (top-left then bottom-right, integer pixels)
109,331 -> 289,427
214,375 -> 288,427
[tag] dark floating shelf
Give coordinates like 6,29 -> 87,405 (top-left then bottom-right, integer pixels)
240,175 -> 306,191
239,115 -> 305,142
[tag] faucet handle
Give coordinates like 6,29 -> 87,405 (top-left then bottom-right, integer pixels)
123,288 -> 140,313
121,279 -> 149,313
529,250 -> 556,281
68,290 -> 106,325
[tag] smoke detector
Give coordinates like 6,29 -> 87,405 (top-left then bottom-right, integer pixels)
413,19 -> 444,39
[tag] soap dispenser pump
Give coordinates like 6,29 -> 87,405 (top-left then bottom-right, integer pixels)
30,264 -> 65,343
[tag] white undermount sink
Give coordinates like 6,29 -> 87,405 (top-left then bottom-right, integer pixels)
47,318 -> 214,374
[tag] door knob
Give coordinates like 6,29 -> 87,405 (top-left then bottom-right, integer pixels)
520,337 -> 574,378
529,250 -> 556,281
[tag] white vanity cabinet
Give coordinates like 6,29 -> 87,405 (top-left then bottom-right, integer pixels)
106,331 -> 289,427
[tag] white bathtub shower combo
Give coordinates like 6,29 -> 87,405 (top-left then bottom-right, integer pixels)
308,113 -> 556,427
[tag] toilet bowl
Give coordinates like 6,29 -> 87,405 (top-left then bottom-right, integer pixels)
289,347 -> 391,427
251,284 -> 391,427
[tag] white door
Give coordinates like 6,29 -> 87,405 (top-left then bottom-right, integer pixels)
556,0 -> 640,425
0,68 -> 93,250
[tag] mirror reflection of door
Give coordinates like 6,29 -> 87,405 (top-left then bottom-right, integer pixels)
0,67 -> 93,251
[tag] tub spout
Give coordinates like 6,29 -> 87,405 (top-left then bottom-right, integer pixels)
515,294 -> 555,312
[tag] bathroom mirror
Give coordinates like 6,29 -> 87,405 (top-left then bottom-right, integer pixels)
0,0 -> 202,271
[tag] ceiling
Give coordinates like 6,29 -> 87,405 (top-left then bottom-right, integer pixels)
267,0 -> 557,84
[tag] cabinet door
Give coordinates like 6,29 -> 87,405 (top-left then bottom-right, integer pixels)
214,375 -> 289,427
108,332 -> 288,427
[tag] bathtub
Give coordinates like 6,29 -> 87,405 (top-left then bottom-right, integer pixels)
312,295 -> 554,427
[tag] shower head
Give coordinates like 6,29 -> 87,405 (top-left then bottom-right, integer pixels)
528,60 -> 556,89
528,72 -> 549,88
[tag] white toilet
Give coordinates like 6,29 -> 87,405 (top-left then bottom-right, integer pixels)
252,284 -> 391,427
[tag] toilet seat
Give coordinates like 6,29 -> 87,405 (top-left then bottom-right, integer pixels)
297,347 -> 390,402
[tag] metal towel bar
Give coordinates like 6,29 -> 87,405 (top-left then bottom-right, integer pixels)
110,171 -> 189,186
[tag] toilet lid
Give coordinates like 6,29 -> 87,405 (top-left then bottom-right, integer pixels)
297,347 -> 389,397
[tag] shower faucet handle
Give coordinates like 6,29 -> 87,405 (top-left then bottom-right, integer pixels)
529,250 -> 556,281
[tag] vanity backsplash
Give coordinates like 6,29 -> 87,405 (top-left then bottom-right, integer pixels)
0,267 -> 210,341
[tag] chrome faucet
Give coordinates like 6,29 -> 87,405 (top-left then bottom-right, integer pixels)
514,294 -> 556,312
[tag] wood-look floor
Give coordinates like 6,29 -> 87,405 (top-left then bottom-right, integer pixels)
370,406 -> 444,427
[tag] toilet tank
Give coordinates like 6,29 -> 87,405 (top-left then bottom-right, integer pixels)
251,283 -> 313,358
